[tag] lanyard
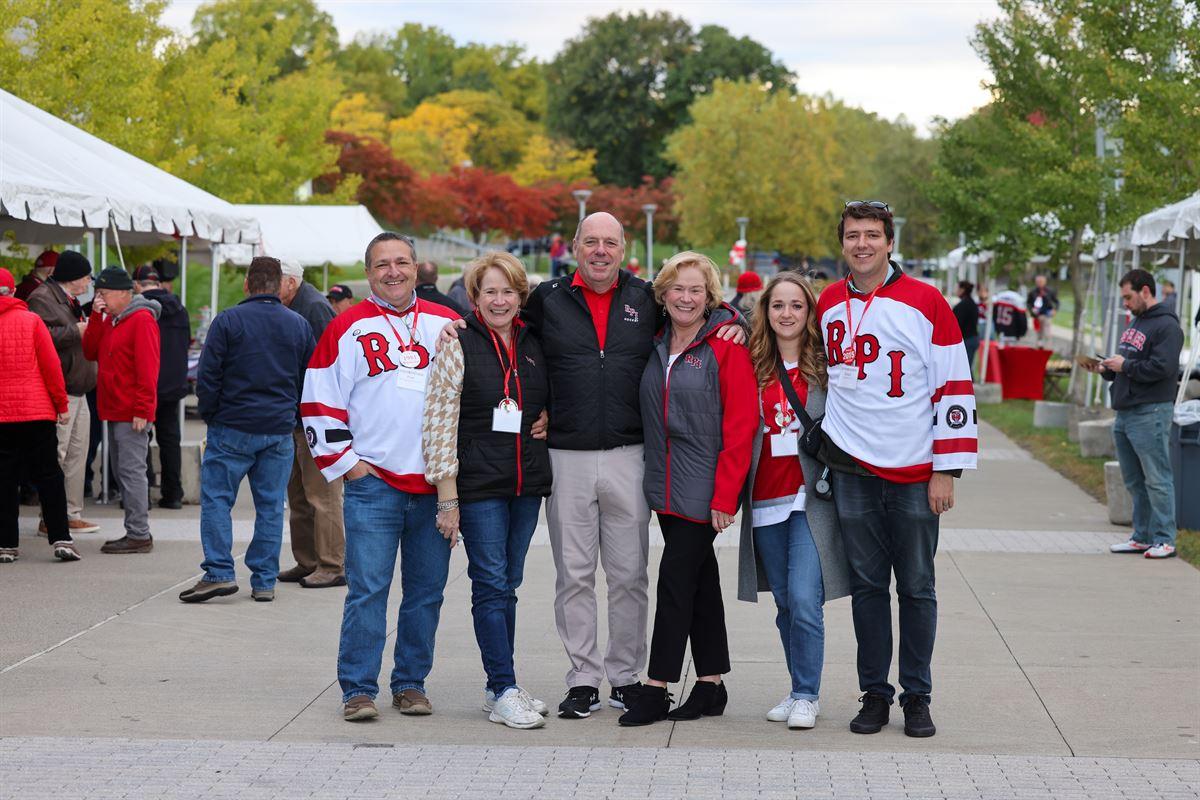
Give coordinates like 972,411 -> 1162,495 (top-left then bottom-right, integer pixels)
483,314 -> 521,405
842,282 -> 883,365
374,298 -> 420,353
773,367 -> 801,428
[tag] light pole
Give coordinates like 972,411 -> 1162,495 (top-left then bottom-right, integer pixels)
893,216 -> 907,262
572,189 -> 592,223
642,203 -> 657,278
736,216 -> 749,243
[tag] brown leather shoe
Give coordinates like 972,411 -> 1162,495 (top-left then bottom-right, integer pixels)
179,579 -> 238,603
300,570 -> 347,588
100,536 -> 153,554
393,689 -> 433,715
277,565 -> 313,583
69,519 -> 101,534
344,695 -> 379,722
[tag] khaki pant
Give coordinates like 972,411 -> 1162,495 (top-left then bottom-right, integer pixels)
56,395 -> 89,521
287,428 -> 345,573
546,445 -> 650,689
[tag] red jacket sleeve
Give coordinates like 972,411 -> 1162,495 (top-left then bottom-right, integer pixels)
711,338 -> 758,515
132,313 -> 161,420
34,317 -> 68,414
81,311 -> 107,361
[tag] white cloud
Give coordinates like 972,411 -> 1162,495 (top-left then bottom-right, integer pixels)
163,0 -> 999,130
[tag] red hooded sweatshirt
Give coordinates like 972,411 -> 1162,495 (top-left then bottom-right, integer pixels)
82,295 -> 161,422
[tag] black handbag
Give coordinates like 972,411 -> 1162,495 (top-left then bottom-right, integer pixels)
775,360 -> 833,501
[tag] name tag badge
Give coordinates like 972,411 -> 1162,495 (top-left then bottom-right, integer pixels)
771,432 -> 799,456
492,404 -> 522,433
396,366 -> 427,392
837,364 -> 859,390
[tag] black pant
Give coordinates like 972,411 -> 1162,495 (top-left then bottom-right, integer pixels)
146,397 -> 182,502
1,421 -> 69,547
831,470 -> 939,704
648,513 -> 730,683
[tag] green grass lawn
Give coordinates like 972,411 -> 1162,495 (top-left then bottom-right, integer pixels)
982,399 -> 1198,567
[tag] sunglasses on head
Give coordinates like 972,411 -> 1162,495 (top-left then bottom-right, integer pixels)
844,200 -> 890,211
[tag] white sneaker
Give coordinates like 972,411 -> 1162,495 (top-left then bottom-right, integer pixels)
766,696 -> 796,722
488,687 -> 545,729
1110,539 -> 1151,553
788,699 -> 819,729
1145,543 -> 1177,559
484,688 -> 548,716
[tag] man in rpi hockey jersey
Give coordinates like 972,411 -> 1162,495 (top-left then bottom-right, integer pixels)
300,232 -> 461,722
817,201 -> 977,739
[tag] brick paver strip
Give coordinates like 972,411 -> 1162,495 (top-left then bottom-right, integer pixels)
2,737 -> 1196,800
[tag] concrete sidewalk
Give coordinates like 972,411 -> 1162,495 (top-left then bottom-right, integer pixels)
1,421 -> 1197,799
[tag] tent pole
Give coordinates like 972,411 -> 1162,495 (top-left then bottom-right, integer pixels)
99,225 -> 109,504
180,237 -> 188,307
1179,238 -> 1188,337
210,247 -> 220,316
323,262 -> 329,292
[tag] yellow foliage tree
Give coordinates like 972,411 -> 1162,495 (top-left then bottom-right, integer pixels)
511,135 -> 596,185
388,102 -> 476,174
667,80 -> 843,256
330,92 -> 388,142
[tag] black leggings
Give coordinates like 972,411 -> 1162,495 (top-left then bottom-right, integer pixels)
647,513 -> 730,683
1,421 -> 69,547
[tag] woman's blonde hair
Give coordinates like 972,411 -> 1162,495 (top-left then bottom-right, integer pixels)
652,251 -> 723,310
748,272 -> 827,390
465,251 -> 531,305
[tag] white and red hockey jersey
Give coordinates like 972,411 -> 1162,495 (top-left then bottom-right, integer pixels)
817,270 -> 978,483
301,295 -> 460,494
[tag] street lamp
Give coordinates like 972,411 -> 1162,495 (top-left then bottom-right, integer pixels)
572,189 -> 592,223
642,204 -> 657,278
893,216 -> 907,261
736,216 -> 749,243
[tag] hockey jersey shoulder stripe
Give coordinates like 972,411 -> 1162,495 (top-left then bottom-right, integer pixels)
931,379 -> 975,403
300,401 -> 348,423
879,275 -> 963,346
817,279 -> 849,317
933,438 -> 978,455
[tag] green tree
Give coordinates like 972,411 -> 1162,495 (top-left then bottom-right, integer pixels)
192,0 -> 338,78
547,12 -> 794,186
453,43 -> 547,122
336,33 -> 409,117
430,89 -> 532,172
667,81 -> 842,257
388,23 -> 459,108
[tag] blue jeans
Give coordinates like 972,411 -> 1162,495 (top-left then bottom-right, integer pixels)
459,495 -> 542,696
754,511 -> 825,701
199,423 -> 293,590
832,471 -> 938,705
1113,402 -> 1176,546
338,475 -> 449,702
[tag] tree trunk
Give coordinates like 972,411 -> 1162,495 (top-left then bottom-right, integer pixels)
1068,226 -> 1089,404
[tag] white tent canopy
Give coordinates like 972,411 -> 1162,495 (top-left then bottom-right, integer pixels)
0,88 -> 259,246
1131,191 -> 1200,247
218,204 -> 383,267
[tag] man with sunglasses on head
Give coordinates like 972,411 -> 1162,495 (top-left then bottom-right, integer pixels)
816,201 -> 977,738
301,233 -> 461,722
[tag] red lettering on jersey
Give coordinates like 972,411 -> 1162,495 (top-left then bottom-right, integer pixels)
826,320 -> 847,364
357,332 -> 397,376
886,350 -> 906,398
854,334 -> 880,380
404,344 -> 432,370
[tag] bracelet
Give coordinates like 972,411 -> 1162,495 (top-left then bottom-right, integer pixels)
436,499 -> 459,512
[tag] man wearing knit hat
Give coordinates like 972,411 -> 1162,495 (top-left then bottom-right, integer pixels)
326,284 -> 355,316
27,251 -> 102,536
83,267 -> 162,554
15,250 -> 58,301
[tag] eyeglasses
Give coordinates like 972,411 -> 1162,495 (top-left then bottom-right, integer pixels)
844,200 -> 890,211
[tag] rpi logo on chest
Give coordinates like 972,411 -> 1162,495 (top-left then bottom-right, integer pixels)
1120,328 -> 1146,350
623,304 -> 639,323
683,353 -> 703,369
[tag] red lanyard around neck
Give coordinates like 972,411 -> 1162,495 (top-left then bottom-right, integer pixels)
375,298 -> 420,352
842,281 -> 883,365
483,314 -> 521,404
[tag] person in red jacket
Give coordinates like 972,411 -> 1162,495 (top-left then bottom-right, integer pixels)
0,267 -> 79,563
82,267 -> 161,554
14,250 -> 58,301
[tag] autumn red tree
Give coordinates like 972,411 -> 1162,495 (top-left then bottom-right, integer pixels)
316,131 -> 419,227
538,176 -> 677,245
425,166 -> 554,243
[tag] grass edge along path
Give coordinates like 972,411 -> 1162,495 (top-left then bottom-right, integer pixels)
981,399 -> 1199,568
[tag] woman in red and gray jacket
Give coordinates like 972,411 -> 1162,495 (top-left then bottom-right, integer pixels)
0,268 -> 77,563
619,252 -> 757,726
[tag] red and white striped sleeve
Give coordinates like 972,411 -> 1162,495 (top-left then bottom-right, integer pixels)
300,320 -> 360,482
929,294 -> 978,472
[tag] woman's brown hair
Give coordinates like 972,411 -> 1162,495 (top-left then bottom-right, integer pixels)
747,272 -> 827,390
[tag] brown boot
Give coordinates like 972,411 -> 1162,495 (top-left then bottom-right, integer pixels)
277,565 -> 313,583
300,570 -> 347,588
100,536 -> 153,554
393,689 -> 433,715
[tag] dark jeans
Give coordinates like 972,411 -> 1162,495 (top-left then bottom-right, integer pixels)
459,495 -> 542,696
831,471 -> 938,705
146,397 -> 183,502
1,421 -> 69,547
648,513 -> 730,683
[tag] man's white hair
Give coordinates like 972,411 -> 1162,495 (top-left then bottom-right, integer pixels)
280,259 -> 304,281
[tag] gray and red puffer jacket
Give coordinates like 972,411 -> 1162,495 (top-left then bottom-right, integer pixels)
639,305 -> 758,524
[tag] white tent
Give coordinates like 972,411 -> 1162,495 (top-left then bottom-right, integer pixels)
218,204 -> 383,267
0,87 -> 259,246
1131,191 -> 1200,247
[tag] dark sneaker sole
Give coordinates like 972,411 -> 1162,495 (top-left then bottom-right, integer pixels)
179,585 -> 239,603
904,724 -> 937,737
849,719 -> 888,734
101,544 -> 154,554
344,707 -> 379,722
558,702 -> 601,719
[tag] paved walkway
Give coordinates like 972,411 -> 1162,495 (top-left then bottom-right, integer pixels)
1,421 -> 1197,799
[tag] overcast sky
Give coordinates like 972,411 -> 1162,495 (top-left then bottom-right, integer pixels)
163,1 -> 999,133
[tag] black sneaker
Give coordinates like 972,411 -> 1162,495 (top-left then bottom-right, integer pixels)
901,696 -> 936,738
608,682 -> 642,710
558,686 -> 601,719
849,692 -> 891,734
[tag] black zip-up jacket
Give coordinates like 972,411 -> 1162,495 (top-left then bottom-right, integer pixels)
522,269 -> 662,450
1103,302 -> 1184,411
141,288 -> 191,402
